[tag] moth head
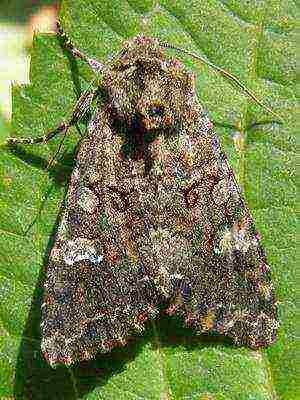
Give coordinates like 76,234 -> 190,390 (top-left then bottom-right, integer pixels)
104,36 -> 200,131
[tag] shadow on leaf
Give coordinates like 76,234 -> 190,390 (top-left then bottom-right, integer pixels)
6,144 -> 76,187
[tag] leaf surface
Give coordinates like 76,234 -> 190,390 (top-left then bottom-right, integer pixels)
0,0 -> 297,399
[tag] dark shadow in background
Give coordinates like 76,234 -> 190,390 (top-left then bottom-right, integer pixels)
0,0 -> 58,23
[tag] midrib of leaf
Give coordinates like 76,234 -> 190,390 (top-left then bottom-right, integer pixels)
242,6 -> 277,399
69,369 -> 80,399
151,321 -> 172,400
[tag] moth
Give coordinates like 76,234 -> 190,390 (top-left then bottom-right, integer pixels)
7,22 -> 279,367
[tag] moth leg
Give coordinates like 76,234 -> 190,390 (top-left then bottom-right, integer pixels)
57,21 -> 104,73
6,89 -> 97,145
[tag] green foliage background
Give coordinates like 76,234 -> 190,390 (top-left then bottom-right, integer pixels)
0,0 -> 297,399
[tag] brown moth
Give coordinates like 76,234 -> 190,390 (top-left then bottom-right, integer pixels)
7,24 -> 278,366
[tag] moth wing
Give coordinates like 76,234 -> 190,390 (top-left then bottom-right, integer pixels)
41,109 -> 160,366
161,116 -> 278,348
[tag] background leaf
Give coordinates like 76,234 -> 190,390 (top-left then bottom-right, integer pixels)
0,0 -> 297,399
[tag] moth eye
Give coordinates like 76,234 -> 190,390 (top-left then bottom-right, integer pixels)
148,105 -> 164,117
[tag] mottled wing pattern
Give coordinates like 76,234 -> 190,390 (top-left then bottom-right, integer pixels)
41,36 -> 278,366
102,35 -> 278,349
150,114 -> 278,349
41,109 -> 161,366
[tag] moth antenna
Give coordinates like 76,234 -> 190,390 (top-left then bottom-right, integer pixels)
159,41 -> 283,123
56,21 -> 104,74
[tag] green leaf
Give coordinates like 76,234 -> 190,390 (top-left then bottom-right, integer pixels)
0,0 -> 297,399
